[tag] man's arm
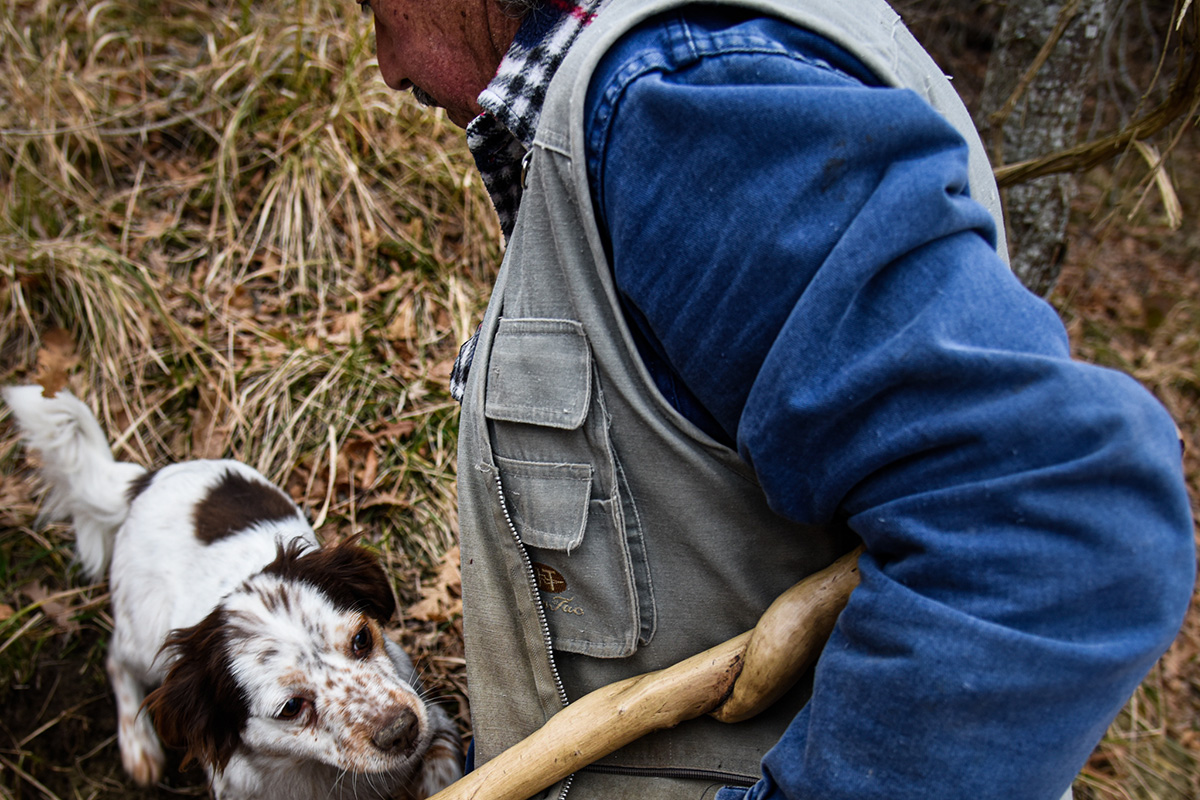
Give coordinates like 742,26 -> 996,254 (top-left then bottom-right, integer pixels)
584,10 -> 1195,799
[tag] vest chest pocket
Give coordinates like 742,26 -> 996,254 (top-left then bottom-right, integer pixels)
484,318 -> 655,659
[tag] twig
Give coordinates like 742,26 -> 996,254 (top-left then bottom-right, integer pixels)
996,0 -> 1200,186
312,423 -> 338,530
989,0 -> 1085,140
1130,140 -> 1183,228
17,693 -> 109,749
0,753 -> 66,800
0,613 -> 45,659
0,584 -> 110,658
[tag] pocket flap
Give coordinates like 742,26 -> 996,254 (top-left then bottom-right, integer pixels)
485,318 -> 591,430
495,455 -> 591,552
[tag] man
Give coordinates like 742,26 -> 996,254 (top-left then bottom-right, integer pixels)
362,0 -> 1196,798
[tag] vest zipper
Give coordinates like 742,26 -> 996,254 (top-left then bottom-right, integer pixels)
488,472 -> 756,797
492,470 -> 576,800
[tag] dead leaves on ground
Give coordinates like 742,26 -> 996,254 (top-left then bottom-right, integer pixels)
8,583 -> 109,640
399,545 -> 467,736
33,328 -> 78,398
407,545 -> 461,623
190,384 -> 234,461
285,419 -> 420,509
16,584 -> 83,636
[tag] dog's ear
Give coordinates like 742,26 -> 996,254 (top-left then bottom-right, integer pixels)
144,609 -> 247,773
265,538 -> 397,623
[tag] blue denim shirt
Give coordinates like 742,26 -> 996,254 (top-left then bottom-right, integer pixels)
582,9 -> 1195,799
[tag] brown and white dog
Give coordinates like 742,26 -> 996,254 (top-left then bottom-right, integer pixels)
2,386 -> 462,800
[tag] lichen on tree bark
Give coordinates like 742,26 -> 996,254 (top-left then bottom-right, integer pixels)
977,0 -> 1111,297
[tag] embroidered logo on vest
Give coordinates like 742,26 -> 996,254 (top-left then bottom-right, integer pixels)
532,562 -> 567,593
548,595 -> 584,616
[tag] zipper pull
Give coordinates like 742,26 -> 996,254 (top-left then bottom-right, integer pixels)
521,149 -> 534,189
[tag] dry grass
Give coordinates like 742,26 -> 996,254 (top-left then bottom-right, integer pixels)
0,0 -> 1197,798
0,0 -> 501,541
1,0 -> 496,794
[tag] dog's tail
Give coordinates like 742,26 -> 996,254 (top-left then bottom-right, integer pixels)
2,385 -> 147,581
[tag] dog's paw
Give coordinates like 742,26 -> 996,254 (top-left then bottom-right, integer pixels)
118,713 -> 166,786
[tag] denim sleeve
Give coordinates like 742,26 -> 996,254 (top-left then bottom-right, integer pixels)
584,10 -> 1195,800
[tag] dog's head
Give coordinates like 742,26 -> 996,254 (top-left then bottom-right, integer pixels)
145,539 -> 432,780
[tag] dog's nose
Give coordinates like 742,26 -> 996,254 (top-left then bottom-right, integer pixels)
372,707 -> 419,753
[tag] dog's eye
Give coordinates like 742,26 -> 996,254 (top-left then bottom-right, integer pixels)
277,697 -> 308,720
351,625 -> 373,658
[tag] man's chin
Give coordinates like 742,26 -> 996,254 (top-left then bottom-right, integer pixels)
411,85 -> 438,108
409,85 -> 477,128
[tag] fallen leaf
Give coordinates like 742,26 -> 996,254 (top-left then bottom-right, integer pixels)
360,448 -> 378,489
229,283 -> 256,312
286,464 -> 313,505
407,546 -> 462,623
339,438 -> 379,491
326,311 -> 362,345
361,274 -> 407,304
379,420 -> 418,440
18,582 -> 82,635
190,385 -> 231,460
350,419 -> 418,445
430,357 -> 456,383
35,328 -> 79,397
385,295 -> 418,342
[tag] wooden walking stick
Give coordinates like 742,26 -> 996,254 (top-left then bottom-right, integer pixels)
427,545 -> 864,800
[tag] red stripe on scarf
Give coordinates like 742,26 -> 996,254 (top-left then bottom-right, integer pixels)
546,0 -> 598,25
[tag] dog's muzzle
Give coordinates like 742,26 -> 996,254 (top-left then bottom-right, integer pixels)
372,707 -> 420,755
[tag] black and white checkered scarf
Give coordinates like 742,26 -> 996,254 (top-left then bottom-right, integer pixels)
466,0 -> 607,240
452,0 -> 607,402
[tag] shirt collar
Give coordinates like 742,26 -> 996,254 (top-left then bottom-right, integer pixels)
466,0 -> 607,237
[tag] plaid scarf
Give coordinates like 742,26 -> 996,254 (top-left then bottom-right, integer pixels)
466,0 -> 607,240
452,0 -> 606,403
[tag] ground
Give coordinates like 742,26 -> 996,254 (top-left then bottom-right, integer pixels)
1,0 -> 1198,798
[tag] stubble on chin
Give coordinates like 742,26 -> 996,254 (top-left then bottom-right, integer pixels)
411,86 -> 438,108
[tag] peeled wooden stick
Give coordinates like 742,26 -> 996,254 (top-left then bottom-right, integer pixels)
426,546 -> 864,800
711,545 -> 864,723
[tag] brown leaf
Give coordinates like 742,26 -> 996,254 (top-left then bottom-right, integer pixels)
35,328 -> 79,397
380,420 -> 418,439
351,419 -> 418,446
430,356 -> 456,383
286,464 -> 313,504
0,603 -> 13,622
18,582 -> 82,635
229,284 -> 256,312
190,386 -> 231,460
385,295 -> 418,343
326,311 -> 362,345
407,546 -> 462,623
361,274 -> 407,304
340,438 -> 379,491
360,448 -> 378,489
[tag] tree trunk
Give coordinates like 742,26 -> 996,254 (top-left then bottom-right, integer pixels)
977,0 -> 1111,297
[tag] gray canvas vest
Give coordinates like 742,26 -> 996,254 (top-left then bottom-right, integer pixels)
456,0 -> 1007,797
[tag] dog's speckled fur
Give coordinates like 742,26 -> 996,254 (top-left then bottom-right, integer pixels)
3,386 -> 462,800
